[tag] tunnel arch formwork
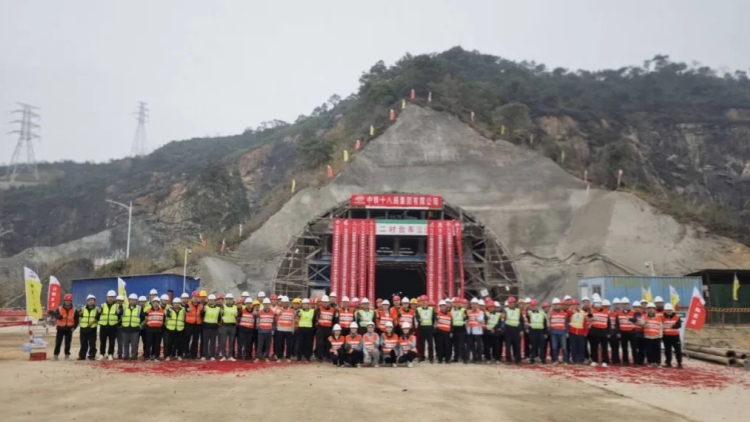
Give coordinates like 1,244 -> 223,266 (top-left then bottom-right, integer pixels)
271,197 -> 522,301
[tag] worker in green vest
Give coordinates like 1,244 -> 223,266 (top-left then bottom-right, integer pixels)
355,298 -> 375,335
78,294 -> 99,361
165,298 -> 186,361
415,295 -> 436,363
96,290 -> 120,361
218,293 -> 239,361
295,298 -> 316,362
200,294 -> 221,361
119,293 -> 142,360
502,297 -> 522,365
526,299 -> 548,364
450,300 -> 468,364
483,300 -> 503,363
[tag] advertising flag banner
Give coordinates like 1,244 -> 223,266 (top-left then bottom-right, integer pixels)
669,285 -> 680,307
454,221 -> 465,297
436,220 -> 445,304
368,219 -> 376,302
341,219 -> 351,300
349,194 -> 443,210
685,286 -> 706,331
331,219 -> 343,296
427,222 -> 437,304
118,278 -> 127,299
359,220 -> 368,299
24,267 -> 43,319
444,221 -> 454,300
47,276 -> 62,311
350,220 -> 359,299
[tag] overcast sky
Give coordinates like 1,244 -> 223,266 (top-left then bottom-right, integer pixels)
0,0 -> 747,163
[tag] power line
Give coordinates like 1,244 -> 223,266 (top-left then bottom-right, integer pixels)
130,101 -> 149,156
5,102 -> 41,183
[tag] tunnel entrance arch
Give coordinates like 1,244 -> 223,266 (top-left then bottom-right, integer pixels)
271,194 -> 521,301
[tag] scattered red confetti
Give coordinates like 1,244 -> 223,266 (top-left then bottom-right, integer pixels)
94,360 -> 291,375
519,363 -> 750,389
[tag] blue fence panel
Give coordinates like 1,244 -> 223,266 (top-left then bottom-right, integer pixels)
579,276 -> 702,308
71,274 -> 199,306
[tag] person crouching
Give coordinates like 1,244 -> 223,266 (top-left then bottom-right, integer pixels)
343,322 -> 364,367
397,323 -> 418,367
381,322 -> 400,367
328,324 -> 346,366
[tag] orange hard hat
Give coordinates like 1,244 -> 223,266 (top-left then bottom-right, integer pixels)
428,300 -> 436,307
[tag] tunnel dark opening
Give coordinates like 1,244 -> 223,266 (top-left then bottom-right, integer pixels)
375,265 -> 426,301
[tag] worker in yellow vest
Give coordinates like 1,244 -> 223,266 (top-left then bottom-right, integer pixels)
78,294 -> 99,361
165,298 -> 186,361
502,297 -> 523,365
120,293 -> 142,360
218,293 -> 239,361
200,294 -> 221,361
138,295 -> 148,352
295,298 -> 316,362
96,290 -> 120,361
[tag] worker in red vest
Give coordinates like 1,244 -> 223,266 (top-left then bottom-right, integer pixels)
144,297 -> 165,361
397,298 -> 415,337
381,322 -> 400,367
616,297 -> 636,366
184,291 -> 203,360
343,322 -> 363,367
661,303 -> 683,368
314,295 -> 336,362
376,300 -> 395,334
327,324 -> 346,366
337,296 -> 355,336
397,323 -> 418,367
639,302 -> 663,367
586,296 -> 611,367
49,293 -> 79,360
434,300 -> 452,364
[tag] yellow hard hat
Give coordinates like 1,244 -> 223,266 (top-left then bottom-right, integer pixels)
410,298 -> 418,304
292,298 -> 302,304
199,290 -> 208,297
252,300 -> 260,306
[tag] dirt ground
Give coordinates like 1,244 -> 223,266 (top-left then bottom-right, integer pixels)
0,326 -> 748,422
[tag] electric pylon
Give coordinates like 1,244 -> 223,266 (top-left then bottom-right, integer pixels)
5,103 -> 41,183
130,101 -> 149,156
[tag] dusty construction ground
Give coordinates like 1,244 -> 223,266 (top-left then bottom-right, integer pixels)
0,326 -> 748,422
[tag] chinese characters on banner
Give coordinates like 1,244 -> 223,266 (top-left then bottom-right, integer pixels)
436,221 -> 445,304
367,220 -> 376,302
24,267 -> 43,319
426,222 -> 437,303
340,220 -> 350,298
47,276 -> 62,311
454,220 -> 465,297
375,220 -> 427,236
350,220 -> 359,299
331,219 -> 343,296
444,221 -> 454,300
685,286 -> 706,330
358,221 -> 367,299
350,194 -> 443,210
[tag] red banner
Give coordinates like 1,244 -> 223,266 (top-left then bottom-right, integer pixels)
444,221 -> 454,300
350,220 -> 359,299
686,287 -> 706,330
368,219 -> 376,302
350,194 -> 443,210
427,221 -> 437,303
358,220 -> 367,299
340,219 -> 351,297
454,220 -> 464,297
331,219 -> 343,296
47,277 -> 62,311
436,221 -> 445,304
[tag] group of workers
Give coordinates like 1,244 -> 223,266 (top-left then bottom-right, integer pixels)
47,289 -> 683,369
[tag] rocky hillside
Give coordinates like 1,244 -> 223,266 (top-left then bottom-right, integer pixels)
2,47 -> 750,299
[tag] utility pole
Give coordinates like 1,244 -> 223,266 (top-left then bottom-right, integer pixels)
130,101 -> 149,156
5,103 -> 41,183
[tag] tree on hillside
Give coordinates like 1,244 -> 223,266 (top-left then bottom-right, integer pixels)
297,129 -> 333,168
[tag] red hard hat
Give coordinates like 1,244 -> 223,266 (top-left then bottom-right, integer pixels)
507,297 -> 517,304
63,294 -> 73,301
485,299 -> 494,306
191,291 -> 200,298
571,299 -> 579,305
428,300 -> 436,307
237,297 -> 245,304
530,299 -> 538,306
216,294 -> 224,300
351,298 -> 359,304
463,298 -> 469,304
542,302 -> 550,307
270,294 -> 278,300
392,296 -> 401,301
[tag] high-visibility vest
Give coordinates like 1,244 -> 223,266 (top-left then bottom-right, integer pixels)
203,306 -> 220,324
504,308 -> 521,327
376,310 -> 393,331
56,306 -> 76,328
239,308 -> 256,329
399,334 -> 416,352
298,309 -> 315,328
146,309 -> 164,328
486,312 -> 501,331
417,307 -> 433,326
121,305 -> 141,328
467,309 -> 482,328
329,335 -> 345,353
345,334 -> 362,351
338,308 -> 354,328
528,310 -> 546,329
569,310 -> 585,329
79,306 -> 98,328
185,302 -> 202,324
608,310 -> 618,329
99,303 -> 119,326
590,308 -> 609,329
222,304 -> 238,324
276,308 -> 295,329
549,310 -> 567,331
381,333 -> 399,354
450,309 -> 465,326
436,311 -> 451,332
399,309 -> 415,328
362,333 -> 378,352
357,310 -> 375,327
258,310 -> 275,330
643,315 -> 662,339
166,308 -> 185,331
318,308 -> 334,327
617,310 -> 635,332
662,313 -> 680,336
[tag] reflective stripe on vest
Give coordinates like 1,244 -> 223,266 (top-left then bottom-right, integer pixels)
185,302 -> 203,324
486,312 -> 501,331
338,309 -> 354,328
239,308 -> 256,329
357,310 -> 374,327
146,309 -> 164,328
99,303 -> 119,326
56,306 -> 76,328
329,335 -> 345,352
436,311 -> 451,332
591,309 -> 608,329
318,308 -> 334,327
362,333 -> 378,352
277,308 -> 294,328
222,305 -> 238,324
569,311 -> 585,329
528,310 -> 546,329
399,334 -> 416,352
121,305 -> 141,328
79,306 -> 98,328
381,334 -> 399,353
450,309 -> 465,326
662,314 -> 680,336
643,315 -> 662,339
399,310 -> 415,327
298,309 -> 314,328
467,310 -> 481,328
549,310 -> 567,331
258,310 -> 275,330
417,307 -> 433,326
617,310 -> 634,331
166,308 -> 185,331
505,308 -> 521,327
203,306 -> 220,324
345,334 -> 362,350
376,310 -> 392,331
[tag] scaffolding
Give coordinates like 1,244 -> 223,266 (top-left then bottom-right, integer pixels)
271,197 -> 521,300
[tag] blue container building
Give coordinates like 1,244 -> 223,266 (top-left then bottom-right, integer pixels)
71,274 -> 200,307
578,276 -> 702,308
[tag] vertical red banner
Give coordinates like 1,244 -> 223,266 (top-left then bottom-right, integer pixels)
454,220 -> 464,297
340,219 -> 351,297
47,277 -> 62,311
436,220 -> 445,304
331,219 -> 343,296
427,221 -> 436,304
368,219 -> 376,302
444,221 -> 454,301
350,220 -> 359,299
358,220 -> 367,299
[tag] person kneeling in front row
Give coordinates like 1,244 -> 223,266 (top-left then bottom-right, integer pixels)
328,324 -> 346,366
381,322 -> 400,367
361,321 -> 381,367
343,322 -> 364,367
396,323 -> 418,367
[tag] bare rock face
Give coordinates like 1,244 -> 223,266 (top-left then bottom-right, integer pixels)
236,106 -> 750,297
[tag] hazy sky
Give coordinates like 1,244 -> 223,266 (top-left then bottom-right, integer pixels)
1,0 -> 747,163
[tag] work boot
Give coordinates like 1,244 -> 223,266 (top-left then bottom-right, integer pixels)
229,357 -> 236,362
165,357 -> 171,361
677,363 -> 683,369
65,355 -> 71,361
407,362 -> 413,368
52,355 -> 59,361
96,354 -> 104,361
107,355 -> 113,361
220,356 -> 226,362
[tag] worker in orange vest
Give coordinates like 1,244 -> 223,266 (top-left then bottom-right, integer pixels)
466,298 -> 485,364
376,300 -> 395,334
184,291 -> 203,360
361,321 -> 381,367
343,322 -> 363,367
274,296 -> 295,362
144,297 -> 165,361
586,296 -> 611,367
396,323 -> 418,367
661,303 -> 683,368
238,299 -> 257,361
397,297 -> 415,337
434,300 -> 452,364
314,295 -> 336,362
49,293 -> 79,360
327,324 -> 346,366
630,301 -> 646,365
616,297 -> 636,366
639,302 -> 663,367
255,298 -> 276,362
548,298 -> 569,364
337,296 -> 355,336
381,322 -> 400,367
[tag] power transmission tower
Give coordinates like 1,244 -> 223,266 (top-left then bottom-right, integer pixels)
5,103 -> 41,183
130,101 -> 149,156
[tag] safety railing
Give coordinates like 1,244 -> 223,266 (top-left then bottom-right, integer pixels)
706,307 -> 750,327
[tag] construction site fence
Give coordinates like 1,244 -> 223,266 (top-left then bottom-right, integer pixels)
706,307 -> 750,327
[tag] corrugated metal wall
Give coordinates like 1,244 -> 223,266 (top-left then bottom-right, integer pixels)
579,276 -> 702,308
71,274 -> 200,306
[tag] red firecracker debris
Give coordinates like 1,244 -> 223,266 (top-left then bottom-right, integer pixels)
95,360 -> 286,376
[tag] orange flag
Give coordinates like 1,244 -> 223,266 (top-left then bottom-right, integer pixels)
355,139 -> 361,150
327,165 -> 334,178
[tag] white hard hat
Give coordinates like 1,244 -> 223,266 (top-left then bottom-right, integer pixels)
342,296 -> 350,302
181,293 -> 189,298
115,295 -> 124,301
225,293 -> 234,299
494,301 -> 501,307
612,298 -> 621,304
280,296 -> 289,302
563,295 -> 572,300
602,299 -> 611,306
128,293 -> 137,300
621,297 -> 630,304
366,321 -> 375,326
582,296 -> 590,302
152,297 -> 161,303
524,298 -> 531,303
86,294 -> 96,300
402,323 -> 412,329
329,292 -> 337,297
321,295 -> 330,302
633,301 -> 642,307
149,289 -> 158,295
382,300 -> 390,305
208,294 -> 217,300
402,297 -> 409,303
350,322 -> 358,329
138,296 -> 147,302
470,298 -> 479,304
445,298 -> 452,302
301,298 -> 310,304
352,297 -> 359,302
172,298 -> 181,304
654,296 -> 664,302
551,298 -> 561,304
241,291 -> 250,297
438,300 -> 446,306
333,324 -> 342,331
257,291 -> 266,298
504,300 -> 508,306
160,294 -> 169,301
361,298 -> 370,304
385,321 -> 394,328
262,298 -> 271,304
664,303 -> 674,311
107,290 -> 116,297
646,302 -> 655,308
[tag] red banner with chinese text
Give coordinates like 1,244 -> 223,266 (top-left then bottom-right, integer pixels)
686,287 -> 706,330
358,220 -> 368,299
350,194 -> 443,210
350,220 -> 359,299
340,219 -> 351,298
427,221 -> 437,303
436,221 -> 445,304
444,221 -> 454,301
368,220 -> 376,302
454,220 -> 464,298
331,219 -> 343,296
